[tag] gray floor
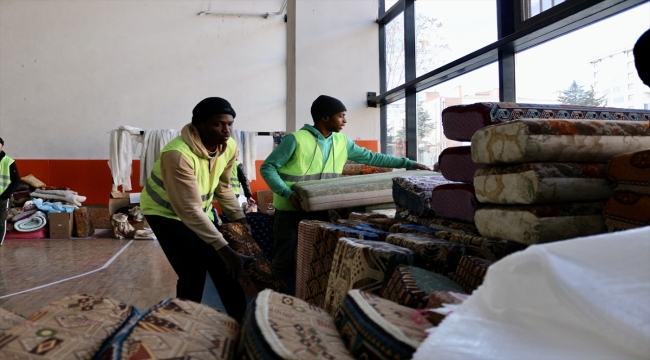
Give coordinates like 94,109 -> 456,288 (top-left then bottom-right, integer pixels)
201,272 -> 226,312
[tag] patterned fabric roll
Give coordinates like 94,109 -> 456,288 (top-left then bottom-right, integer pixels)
442,102 -> 650,142
475,202 -> 607,244
0,307 -> 25,333
342,163 -> 394,176
452,255 -> 493,293
238,289 -> 353,360
430,183 -> 481,223
425,291 -> 468,325
439,146 -> 485,183
606,149 -> 650,195
100,299 -> 239,360
296,221 -> 380,307
392,174 -> 451,217
73,207 -> 95,237
381,265 -> 466,309
432,231 -> 511,261
348,212 -> 388,221
0,294 -> 136,359
220,223 -> 289,298
335,290 -> 433,360
385,233 -> 466,277
324,238 -> 415,316
471,119 -> 650,165
603,192 -> 650,231
389,223 -> 441,236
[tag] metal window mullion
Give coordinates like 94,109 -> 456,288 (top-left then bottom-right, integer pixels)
379,0 -> 388,154
404,0 -> 417,161
497,0 -> 517,102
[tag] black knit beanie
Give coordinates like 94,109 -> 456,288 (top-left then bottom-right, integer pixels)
192,97 -> 236,125
310,95 -> 347,122
634,29 -> 650,86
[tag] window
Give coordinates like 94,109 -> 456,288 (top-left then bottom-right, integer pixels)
613,97 -> 624,104
594,72 -> 599,78
614,86 -> 621,93
645,104 -> 650,110
628,61 -> 635,68
629,83 -> 634,90
628,72 -> 634,79
523,0 -> 566,20
385,14 -> 405,91
386,100 -> 406,158
415,0 -> 497,77
628,94 -> 634,101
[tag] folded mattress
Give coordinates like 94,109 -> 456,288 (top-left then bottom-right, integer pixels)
474,163 -> 613,204
430,183 -> 481,223
438,146 -> 485,183
606,149 -> 650,195
292,170 -> 437,211
381,264 -> 466,309
392,174 -> 450,217
602,192 -> 650,231
432,230 -> 511,261
442,102 -> 650,141
385,232 -> 466,276
471,119 -> 650,165
474,202 -> 607,244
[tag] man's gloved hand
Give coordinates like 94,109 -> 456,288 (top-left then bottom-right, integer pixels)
289,192 -> 305,212
412,162 -> 432,171
217,245 -> 257,282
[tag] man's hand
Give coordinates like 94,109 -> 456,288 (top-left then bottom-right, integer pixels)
236,217 -> 252,235
289,192 -> 305,212
412,162 -> 432,171
247,197 -> 256,205
217,245 -> 257,282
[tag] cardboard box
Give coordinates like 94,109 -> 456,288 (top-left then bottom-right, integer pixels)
49,212 -> 74,239
109,192 -> 141,218
257,190 -> 275,214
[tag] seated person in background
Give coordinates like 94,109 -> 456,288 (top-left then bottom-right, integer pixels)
261,95 -> 430,294
634,28 -> 649,87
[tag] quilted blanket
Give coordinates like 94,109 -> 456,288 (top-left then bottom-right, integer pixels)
392,174 -> 450,217
606,149 -> 650,195
474,163 -> 613,204
430,183 -> 481,223
442,102 -> 650,141
324,238 -> 415,316
238,290 -> 353,359
602,192 -> 650,231
295,220 -> 379,308
474,202 -> 607,244
438,146 -> 485,183
292,170 -> 437,211
381,265 -> 466,309
385,232 -> 466,277
471,119 -> 650,165
335,290 -> 432,360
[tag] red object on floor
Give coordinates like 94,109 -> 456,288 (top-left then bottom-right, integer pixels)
4,226 -> 49,239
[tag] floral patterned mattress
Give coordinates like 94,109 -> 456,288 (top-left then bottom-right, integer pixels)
392,174 -> 450,217
471,119 -> 650,165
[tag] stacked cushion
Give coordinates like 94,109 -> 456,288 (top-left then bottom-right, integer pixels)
389,223 -> 440,236
292,171 -> 437,211
392,174 -> 450,217
474,163 -> 613,204
471,119 -> 650,165
442,102 -> 650,141
296,221 -> 379,307
385,233 -> 465,276
474,202 -> 607,244
606,149 -> 650,195
324,238 -> 415,316
432,231 -> 512,261
220,223 -> 289,298
602,192 -> 650,231
438,146 -> 485,183
381,265 -> 466,309
0,294 -> 135,358
430,183 -> 481,222
452,255 -> 493,293
101,299 -> 239,360
335,290 -> 433,360
238,289 -> 353,359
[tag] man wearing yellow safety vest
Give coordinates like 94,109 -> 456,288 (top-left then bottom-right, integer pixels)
140,97 -> 255,321
261,95 -> 430,294
1,137 -> 20,247
230,149 -> 256,205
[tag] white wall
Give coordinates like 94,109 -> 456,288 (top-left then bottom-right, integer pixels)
0,0 -> 380,160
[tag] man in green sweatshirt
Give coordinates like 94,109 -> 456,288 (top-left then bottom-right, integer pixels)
261,95 -> 430,294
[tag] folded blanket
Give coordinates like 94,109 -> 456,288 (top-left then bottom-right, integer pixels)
13,211 -> 47,232
442,102 -> 650,141
438,146 -> 485,183
31,189 -> 86,206
392,174 -> 451,216
602,192 -> 650,231
475,202 -> 607,244
471,119 -> 650,165
474,163 -> 613,204
606,149 -> 650,195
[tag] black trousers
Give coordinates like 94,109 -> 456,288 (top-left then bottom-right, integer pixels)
145,215 -> 247,322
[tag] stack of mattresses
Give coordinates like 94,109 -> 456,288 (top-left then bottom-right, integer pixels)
324,237 -> 415,316
381,264 -> 466,309
431,230 -> 524,261
342,160 -> 394,176
396,205 -> 481,235
470,118 -> 650,244
452,255 -> 493,293
100,299 -> 239,359
238,289 -> 354,359
392,174 -> 450,218
0,294 -> 136,358
352,223 -> 392,240
348,211 -> 387,221
220,223 -> 289,298
335,290 -> 433,360
295,220 -> 380,308
292,170 -> 437,211
385,232 -> 465,277
389,222 -> 440,236
602,150 -> 650,231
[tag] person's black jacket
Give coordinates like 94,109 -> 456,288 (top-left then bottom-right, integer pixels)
236,163 -> 253,199
0,151 -> 20,200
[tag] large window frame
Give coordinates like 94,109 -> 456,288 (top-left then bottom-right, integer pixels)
372,0 -> 648,157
